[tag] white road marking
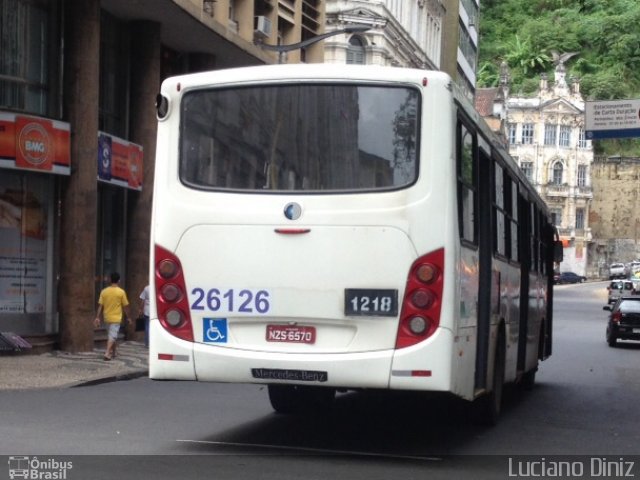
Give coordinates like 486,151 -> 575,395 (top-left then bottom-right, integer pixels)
176,439 -> 442,461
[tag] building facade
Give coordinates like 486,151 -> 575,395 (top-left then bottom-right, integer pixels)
323,0 -> 445,69
498,62 -> 594,276
323,0 -> 480,103
0,0 -> 325,351
440,0 -> 479,100
589,156 -> 640,276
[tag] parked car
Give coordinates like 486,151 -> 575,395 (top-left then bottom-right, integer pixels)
607,279 -> 635,304
609,262 -> 627,280
603,296 -> 640,347
629,261 -> 640,277
556,272 -> 586,284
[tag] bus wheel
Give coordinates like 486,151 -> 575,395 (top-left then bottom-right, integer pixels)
521,367 -> 537,391
268,385 -> 335,414
522,325 -> 544,390
472,333 -> 505,426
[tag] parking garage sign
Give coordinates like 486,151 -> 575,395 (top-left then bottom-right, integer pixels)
585,99 -> 640,139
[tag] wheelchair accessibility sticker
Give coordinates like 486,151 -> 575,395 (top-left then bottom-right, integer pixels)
203,318 -> 228,343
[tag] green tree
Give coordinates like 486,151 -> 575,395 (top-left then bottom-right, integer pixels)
478,0 -> 640,153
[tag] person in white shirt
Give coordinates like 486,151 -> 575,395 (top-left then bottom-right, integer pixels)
138,285 -> 150,347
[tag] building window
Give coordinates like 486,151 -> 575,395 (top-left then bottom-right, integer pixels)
508,123 -> 517,145
577,165 -> 587,187
522,123 -> 534,144
575,208 -> 584,229
552,162 -> 563,185
551,208 -> 562,227
346,36 -> 365,65
100,12 -> 130,138
520,161 -> 533,181
0,0 -> 58,116
544,124 -> 557,146
578,127 -> 587,148
559,125 -> 571,147
458,22 -> 477,71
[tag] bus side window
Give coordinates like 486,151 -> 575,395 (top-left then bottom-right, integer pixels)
457,120 -> 477,244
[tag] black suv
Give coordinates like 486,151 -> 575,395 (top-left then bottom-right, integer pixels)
603,296 -> 640,347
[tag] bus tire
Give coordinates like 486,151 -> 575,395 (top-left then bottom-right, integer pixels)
268,385 -> 335,414
522,324 -> 544,390
472,331 -> 506,426
521,367 -> 536,391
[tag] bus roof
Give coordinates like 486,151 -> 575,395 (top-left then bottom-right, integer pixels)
161,63 -> 453,90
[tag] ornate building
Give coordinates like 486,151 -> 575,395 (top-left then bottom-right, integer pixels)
323,0 -> 445,69
477,59 -> 594,276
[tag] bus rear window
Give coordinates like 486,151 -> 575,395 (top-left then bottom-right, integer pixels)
179,83 -> 419,192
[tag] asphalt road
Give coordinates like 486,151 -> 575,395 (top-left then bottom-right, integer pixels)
3,280 -> 640,479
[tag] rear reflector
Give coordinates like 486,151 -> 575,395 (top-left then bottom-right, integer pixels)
392,370 -> 432,377
157,353 -> 190,362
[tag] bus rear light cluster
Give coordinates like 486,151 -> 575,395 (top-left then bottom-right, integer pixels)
155,245 -> 194,342
396,248 -> 444,349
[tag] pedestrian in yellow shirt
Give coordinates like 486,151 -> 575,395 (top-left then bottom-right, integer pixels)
94,272 -> 132,360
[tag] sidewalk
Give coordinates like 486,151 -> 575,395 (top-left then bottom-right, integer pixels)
0,341 -> 148,390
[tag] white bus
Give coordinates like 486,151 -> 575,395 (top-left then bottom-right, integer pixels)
149,64 -> 561,423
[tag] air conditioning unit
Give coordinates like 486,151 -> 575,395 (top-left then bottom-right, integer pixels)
254,16 -> 272,39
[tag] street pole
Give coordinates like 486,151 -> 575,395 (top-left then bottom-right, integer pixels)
255,25 -> 370,64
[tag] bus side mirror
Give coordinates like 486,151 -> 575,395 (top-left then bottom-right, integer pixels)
156,94 -> 169,119
553,241 -> 564,263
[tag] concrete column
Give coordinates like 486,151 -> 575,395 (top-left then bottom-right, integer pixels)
59,0 -> 100,352
125,21 -> 162,339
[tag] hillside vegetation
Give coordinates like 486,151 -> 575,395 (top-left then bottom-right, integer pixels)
478,0 -> 640,155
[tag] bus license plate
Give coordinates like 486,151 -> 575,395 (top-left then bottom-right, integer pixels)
345,288 -> 398,316
266,325 -> 316,344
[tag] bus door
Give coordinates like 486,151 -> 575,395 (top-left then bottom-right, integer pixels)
517,192 -> 532,374
474,142 -> 493,391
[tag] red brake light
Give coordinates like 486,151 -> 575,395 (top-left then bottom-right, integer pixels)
158,259 -> 179,279
155,244 -> 193,342
612,311 -> 622,324
396,248 -> 444,349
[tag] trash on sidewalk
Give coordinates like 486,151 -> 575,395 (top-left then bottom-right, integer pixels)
0,332 -> 32,353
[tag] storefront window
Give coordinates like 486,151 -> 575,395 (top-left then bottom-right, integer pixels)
0,170 -> 55,333
95,184 -> 127,298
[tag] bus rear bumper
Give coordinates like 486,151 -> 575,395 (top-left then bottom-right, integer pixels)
150,321 -> 456,393
192,343 -> 394,389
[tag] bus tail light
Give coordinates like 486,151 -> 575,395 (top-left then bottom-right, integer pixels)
396,248 -> 444,349
154,245 -> 194,342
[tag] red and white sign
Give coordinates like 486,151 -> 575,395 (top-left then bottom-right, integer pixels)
0,113 -> 71,175
97,131 -> 143,191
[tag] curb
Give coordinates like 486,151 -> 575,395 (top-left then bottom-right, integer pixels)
71,370 -> 149,388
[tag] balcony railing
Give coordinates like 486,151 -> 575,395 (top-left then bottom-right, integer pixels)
576,186 -> 593,197
545,183 -> 570,196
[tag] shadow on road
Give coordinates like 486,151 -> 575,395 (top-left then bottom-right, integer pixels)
178,382 -> 548,458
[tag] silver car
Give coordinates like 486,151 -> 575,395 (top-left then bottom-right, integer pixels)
607,280 -> 635,304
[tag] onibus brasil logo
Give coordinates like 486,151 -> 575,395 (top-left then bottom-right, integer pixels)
8,456 -> 73,479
